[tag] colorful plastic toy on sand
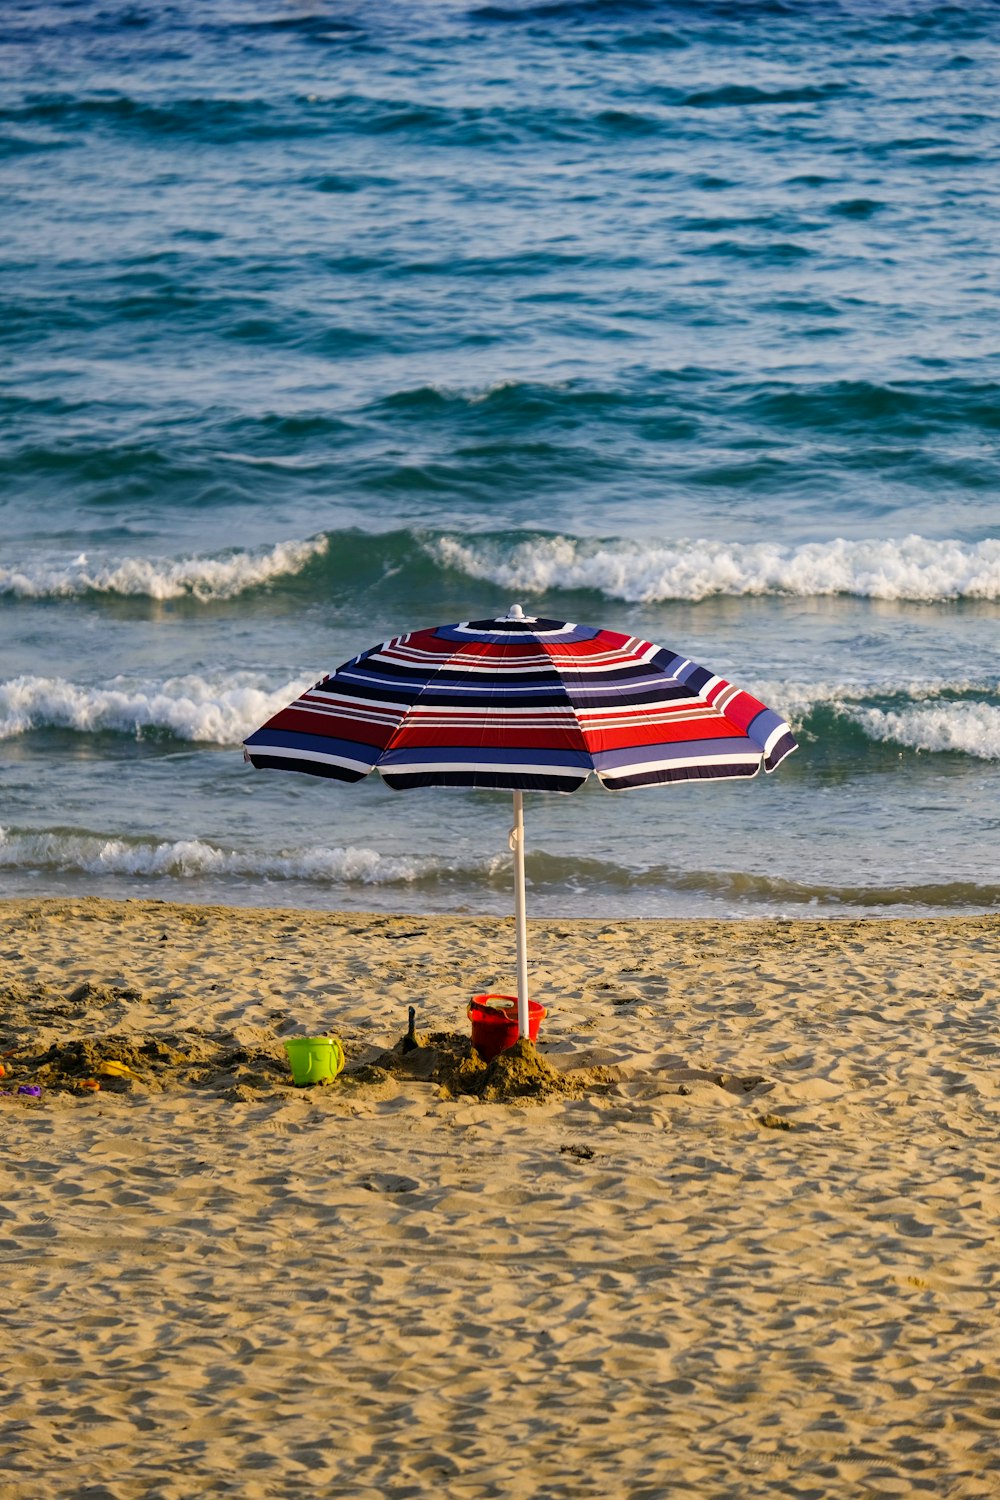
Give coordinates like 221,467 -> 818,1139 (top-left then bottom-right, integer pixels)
468,994 -> 546,1061
17,1085 -> 41,1097
284,1036 -> 345,1086
97,1060 -> 142,1081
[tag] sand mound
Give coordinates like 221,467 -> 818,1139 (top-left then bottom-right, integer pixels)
3,1019 -> 587,1105
5,1029 -> 289,1096
369,1030 -> 583,1102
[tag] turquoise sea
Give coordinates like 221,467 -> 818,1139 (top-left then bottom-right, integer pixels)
3,0 -> 1000,917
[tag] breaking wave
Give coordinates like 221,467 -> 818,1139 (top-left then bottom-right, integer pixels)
0,827 -> 442,885
429,532 -> 1000,603
756,678 -> 1000,761
8,530 -> 1000,609
0,534 -> 328,601
2,826 -> 997,914
0,673 -> 311,744
849,701 -> 1000,760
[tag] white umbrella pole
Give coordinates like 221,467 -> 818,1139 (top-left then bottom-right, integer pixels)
511,790 -> 530,1038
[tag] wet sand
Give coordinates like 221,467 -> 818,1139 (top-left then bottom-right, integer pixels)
1,897 -> 998,1498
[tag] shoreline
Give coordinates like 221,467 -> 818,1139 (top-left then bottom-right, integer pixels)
2,896 -> 998,1496
3,875 -> 997,925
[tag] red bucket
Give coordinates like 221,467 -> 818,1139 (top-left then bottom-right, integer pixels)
468,994 -> 546,1061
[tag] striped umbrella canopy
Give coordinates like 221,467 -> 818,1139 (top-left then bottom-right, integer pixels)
244,606 -> 797,1037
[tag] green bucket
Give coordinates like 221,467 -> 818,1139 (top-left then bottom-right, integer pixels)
284,1036 -> 345,1086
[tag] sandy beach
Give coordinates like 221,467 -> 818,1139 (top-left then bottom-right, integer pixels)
1,896 -> 998,1498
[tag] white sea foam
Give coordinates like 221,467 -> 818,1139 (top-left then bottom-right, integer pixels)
0,827 -> 439,884
0,534 -> 328,601
749,675 -> 990,721
750,677 -> 1000,759
429,533 -> 1000,602
852,702 -> 1000,759
0,673 -> 312,744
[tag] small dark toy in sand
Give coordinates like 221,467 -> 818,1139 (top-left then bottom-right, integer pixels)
400,1006 -> 419,1054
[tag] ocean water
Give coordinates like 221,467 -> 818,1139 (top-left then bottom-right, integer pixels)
3,0 -> 1000,919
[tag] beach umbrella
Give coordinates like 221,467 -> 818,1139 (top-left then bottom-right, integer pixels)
243,606 -> 797,1039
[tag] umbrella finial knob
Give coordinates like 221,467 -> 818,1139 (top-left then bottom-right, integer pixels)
506,603 -> 525,620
